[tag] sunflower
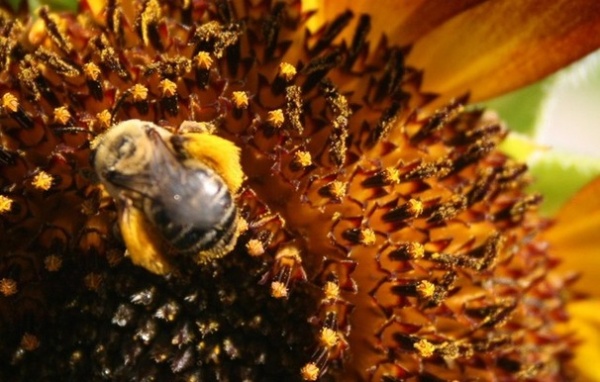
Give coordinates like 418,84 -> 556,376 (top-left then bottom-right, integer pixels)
0,0 -> 599,380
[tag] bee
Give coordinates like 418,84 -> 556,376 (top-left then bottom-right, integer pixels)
93,119 -> 244,275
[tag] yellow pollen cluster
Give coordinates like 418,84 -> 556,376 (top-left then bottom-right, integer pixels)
323,281 -> 340,300
195,51 -> 213,69
360,228 -> 376,246
232,91 -> 249,109
410,242 -> 425,259
416,280 -> 436,298
266,109 -> 284,127
328,181 -> 346,199
2,92 -> 19,112
159,79 -> 177,96
53,106 -> 71,124
319,328 -> 338,348
270,281 -> 288,299
383,167 -> 400,184
414,339 -> 436,358
0,195 -> 13,214
32,171 -> 53,191
131,84 -> 149,101
0,278 -> 18,296
278,62 -> 297,81
407,199 -> 424,216
300,362 -> 319,381
83,62 -> 101,80
293,150 -> 312,168
246,239 -> 265,257
96,109 -> 112,129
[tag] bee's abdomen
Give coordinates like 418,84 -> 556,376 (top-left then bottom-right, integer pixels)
145,167 -> 239,258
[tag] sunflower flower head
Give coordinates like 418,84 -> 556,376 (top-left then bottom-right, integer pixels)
0,0 -> 593,380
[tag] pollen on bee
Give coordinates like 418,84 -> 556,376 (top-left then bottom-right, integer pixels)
2,92 -> 19,113
131,84 -> 149,102
232,91 -> 249,109
83,62 -> 101,80
194,51 -> 213,69
270,281 -> 288,299
278,62 -> 297,81
84,272 -> 103,291
0,195 -> 13,214
292,150 -> 312,169
159,79 -> 177,96
323,281 -> 340,300
266,109 -> 284,128
416,280 -> 436,299
359,228 -> 376,246
53,106 -> 71,125
44,255 -> 63,272
414,339 -> 436,358
300,362 -> 320,381
246,239 -> 265,257
0,278 -> 18,296
32,171 -> 54,191
20,333 -> 40,351
319,328 -> 338,348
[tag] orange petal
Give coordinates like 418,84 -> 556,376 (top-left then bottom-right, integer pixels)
565,300 -> 600,381
543,176 -> 600,296
309,0 -> 485,47
406,0 -> 600,102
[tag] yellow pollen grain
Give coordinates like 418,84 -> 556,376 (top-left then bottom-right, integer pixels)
2,92 -> 19,112
0,278 -> 18,296
96,109 -> 112,129
293,150 -> 312,168
271,281 -> 288,299
20,333 -> 40,351
53,106 -> 71,124
131,84 -> 148,101
320,327 -> 338,348
323,281 -> 340,300
0,195 -> 13,214
410,242 -> 425,259
44,255 -> 63,272
232,91 -> 249,109
278,62 -> 297,81
84,272 -> 103,291
159,79 -> 177,96
195,51 -> 213,69
360,228 -> 376,246
246,239 -> 265,257
83,62 -> 101,80
383,167 -> 400,184
414,339 -> 436,358
32,171 -> 53,191
416,280 -> 436,299
301,362 -> 319,381
267,109 -> 284,128
328,181 -> 346,199
407,199 -> 424,216
237,217 -> 249,234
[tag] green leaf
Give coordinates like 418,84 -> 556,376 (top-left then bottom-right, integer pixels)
528,150 -> 600,216
482,77 -> 554,136
5,0 -> 25,12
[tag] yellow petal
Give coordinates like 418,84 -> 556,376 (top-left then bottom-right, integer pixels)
565,300 -> 600,382
543,176 -> 600,296
309,0 -> 486,47
407,0 -> 600,102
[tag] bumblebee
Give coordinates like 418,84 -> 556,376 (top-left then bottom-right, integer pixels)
93,119 -> 244,275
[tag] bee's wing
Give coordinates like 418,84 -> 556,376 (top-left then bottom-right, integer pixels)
119,197 -> 172,275
172,132 -> 243,194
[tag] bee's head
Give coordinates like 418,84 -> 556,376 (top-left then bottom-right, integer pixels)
93,120 -> 172,194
